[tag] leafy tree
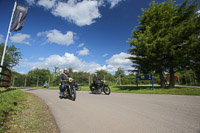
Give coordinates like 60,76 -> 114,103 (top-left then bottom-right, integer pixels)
72,71 -> 90,86
10,71 -> 26,87
0,43 -> 21,68
165,0 -> 200,86
51,67 -> 61,86
95,70 -> 115,84
121,75 -> 136,85
27,69 -> 51,87
128,0 -> 200,87
115,67 -> 125,78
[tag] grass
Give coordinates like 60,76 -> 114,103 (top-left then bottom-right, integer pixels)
0,88 -> 27,132
111,85 -> 200,95
78,85 -> 200,96
6,92 -> 59,132
0,88 -> 59,132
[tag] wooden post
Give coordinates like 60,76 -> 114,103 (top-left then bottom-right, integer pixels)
24,76 -> 27,87
119,75 -> 121,86
184,74 -> 187,85
12,76 -> 15,87
177,75 -> 180,85
89,75 -> 90,86
189,74 -> 192,85
194,73 -> 197,85
48,76 -> 50,85
37,77 -> 39,87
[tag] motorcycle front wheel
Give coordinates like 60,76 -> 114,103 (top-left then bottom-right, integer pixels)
70,87 -> 76,101
103,86 -> 111,95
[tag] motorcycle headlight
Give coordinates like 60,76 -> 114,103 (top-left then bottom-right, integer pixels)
69,78 -> 73,82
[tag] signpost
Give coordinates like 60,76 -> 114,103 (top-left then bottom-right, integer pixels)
136,74 -> 154,90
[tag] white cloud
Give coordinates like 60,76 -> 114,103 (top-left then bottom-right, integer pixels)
30,56 -> 35,59
107,0 -> 124,8
102,53 -> 108,57
78,43 -> 84,47
38,57 -> 45,61
14,52 -> 133,74
76,47 -> 89,56
10,33 -> 31,45
25,0 -> 35,5
105,52 -> 132,73
51,0 -> 101,26
0,34 -> 4,43
25,0 -> 125,26
37,0 -> 56,9
37,29 -> 75,46
106,52 -> 131,65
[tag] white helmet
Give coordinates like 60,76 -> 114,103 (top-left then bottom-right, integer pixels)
64,68 -> 67,71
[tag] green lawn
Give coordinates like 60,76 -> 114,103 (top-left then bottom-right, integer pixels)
17,85 -> 200,96
80,85 -> 200,96
0,88 -> 27,132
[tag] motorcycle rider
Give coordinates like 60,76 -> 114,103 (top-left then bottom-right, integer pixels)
93,73 -> 101,92
60,68 -> 71,97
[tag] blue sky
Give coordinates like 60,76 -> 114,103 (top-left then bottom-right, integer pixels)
0,0 -> 186,74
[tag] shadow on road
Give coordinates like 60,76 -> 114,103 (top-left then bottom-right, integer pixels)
20,88 -> 37,91
114,86 -> 176,91
115,86 -> 153,91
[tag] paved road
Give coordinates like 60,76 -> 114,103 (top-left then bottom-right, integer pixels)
22,89 -> 200,133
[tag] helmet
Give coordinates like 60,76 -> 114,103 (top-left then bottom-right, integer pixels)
94,73 -> 98,77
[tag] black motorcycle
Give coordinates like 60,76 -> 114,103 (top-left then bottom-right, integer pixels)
90,80 -> 111,95
61,78 -> 76,101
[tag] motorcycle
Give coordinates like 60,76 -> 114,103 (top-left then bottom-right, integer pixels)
72,80 -> 81,91
61,78 -> 76,101
90,80 -> 111,95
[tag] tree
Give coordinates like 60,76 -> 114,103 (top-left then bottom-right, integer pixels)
95,70 -> 115,85
165,0 -> 200,86
10,71 -> 26,87
0,43 -> 22,68
27,69 -> 51,87
128,0 -> 200,87
128,0 -> 177,87
51,67 -> 61,86
115,67 -> 125,78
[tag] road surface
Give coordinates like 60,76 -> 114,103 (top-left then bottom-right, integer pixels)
22,89 -> 200,133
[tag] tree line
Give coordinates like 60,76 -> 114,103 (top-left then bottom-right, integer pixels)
10,67 -> 137,87
10,67 -> 199,87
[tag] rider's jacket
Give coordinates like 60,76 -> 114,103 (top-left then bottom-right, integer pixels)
93,76 -> 100,85
60,72 -> 71,84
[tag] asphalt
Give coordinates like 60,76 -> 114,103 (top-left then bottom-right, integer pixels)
22,89 -> 200,133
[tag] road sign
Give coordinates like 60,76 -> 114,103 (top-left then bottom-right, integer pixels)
136,74 -> 154,90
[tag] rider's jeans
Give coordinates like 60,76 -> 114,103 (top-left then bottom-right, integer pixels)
60,85 -> 65,95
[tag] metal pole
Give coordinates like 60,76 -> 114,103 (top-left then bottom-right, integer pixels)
151,74 -> 154,90
0,1 -> 17,72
